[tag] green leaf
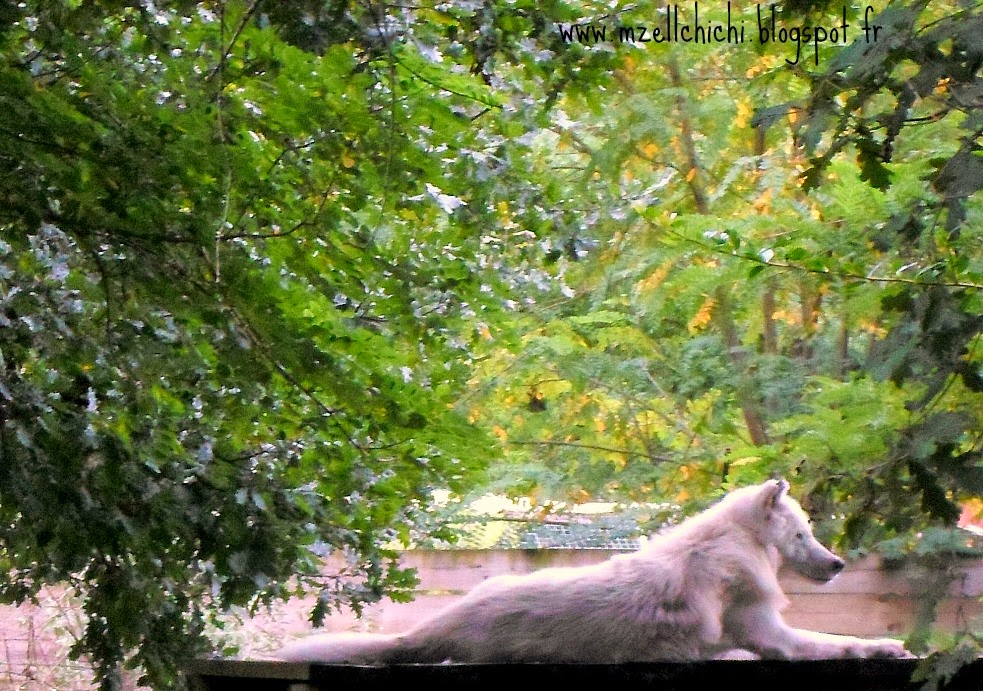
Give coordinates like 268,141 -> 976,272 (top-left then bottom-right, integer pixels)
391,43 -> 503,108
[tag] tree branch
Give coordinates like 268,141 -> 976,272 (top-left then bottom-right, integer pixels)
507,439 -> 675,464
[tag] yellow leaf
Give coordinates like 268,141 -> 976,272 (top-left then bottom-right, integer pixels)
752,187 -> 773,213
746,54 -> 781,77
685,167 -> 697,182
687,296 -> 716,334
859,319 -> 887,338
341,151 -> 355,168
636,259 -> 674,294
772,308 -> 800,326
734,98 -> 753,130
491,425 -> 508,442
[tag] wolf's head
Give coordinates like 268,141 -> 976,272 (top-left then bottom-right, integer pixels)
754,478 -> 845,583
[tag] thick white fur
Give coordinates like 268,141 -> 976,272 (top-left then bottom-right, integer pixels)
278,479 -> 912,664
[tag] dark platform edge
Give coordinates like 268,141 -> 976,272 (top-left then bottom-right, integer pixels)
186,657 -> 983,691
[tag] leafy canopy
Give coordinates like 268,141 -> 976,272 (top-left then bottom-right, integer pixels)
0,0 -> 615,686
0,0 -> 981,687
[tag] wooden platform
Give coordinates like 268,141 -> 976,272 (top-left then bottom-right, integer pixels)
186,657 -> 983,691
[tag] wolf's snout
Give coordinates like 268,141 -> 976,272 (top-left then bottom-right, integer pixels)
791,550 -> 847,583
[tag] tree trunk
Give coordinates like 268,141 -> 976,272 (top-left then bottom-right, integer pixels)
715,285 -> 770,446
669,56 -> 769,446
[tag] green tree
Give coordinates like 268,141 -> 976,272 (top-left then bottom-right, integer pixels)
467,0 -> 982,558
788,0 -> 983,544
2,0 -> 980,686
0,1 -> 616,687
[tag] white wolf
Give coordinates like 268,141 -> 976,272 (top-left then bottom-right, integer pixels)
278,479 -> 912,663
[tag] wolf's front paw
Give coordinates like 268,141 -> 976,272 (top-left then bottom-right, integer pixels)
863,638 -> 914,659
714,648 -> 761,661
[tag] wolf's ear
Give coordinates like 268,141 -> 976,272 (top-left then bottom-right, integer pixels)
762,478 -> 790,514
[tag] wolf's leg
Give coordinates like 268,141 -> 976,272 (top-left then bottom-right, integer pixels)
726,604 -> 912,660
278,633 -> 406,663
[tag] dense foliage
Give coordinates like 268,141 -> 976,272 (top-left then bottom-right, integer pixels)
0,0 -> 979,687
468,0 -> 982,556
0,0 -> 613,686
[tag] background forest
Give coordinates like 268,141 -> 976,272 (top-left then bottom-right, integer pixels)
0,0 -> 980,688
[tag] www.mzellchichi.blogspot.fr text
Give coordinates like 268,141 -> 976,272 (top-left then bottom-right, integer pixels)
558,3 -> 884,66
